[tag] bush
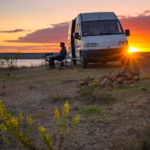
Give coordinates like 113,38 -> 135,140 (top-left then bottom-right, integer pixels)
39,101 -> 80,150
2,52 -> 20,69
95,93 -> 116,104
0,100 -> 35,149
79,86 -> 95,96
78,105 -> 105,117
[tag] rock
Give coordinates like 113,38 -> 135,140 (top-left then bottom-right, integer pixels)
130,64 -> 140,76
100,79 -> 107,87
105,81 -> 112,88
141,87 -> 148,91
123,71 -> 132,79
118,70 -> 124,77
130,80 -> 135,84
121,67 -> 130,72
122,83 -> 128,87
117,77 -> 126,83
109,71 -> 120,81
123,80 -> 131,85
112,83 -> 120,89
101,75 -> 109,79
109,76 -> 117,82
84,76 -> 94,83
132,76 -> 140,81
97,76 -> 103,81
77,81 -> 87,87
93,77 -> 102,83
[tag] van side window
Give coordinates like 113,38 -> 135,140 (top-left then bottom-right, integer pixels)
76,24 -> 81,36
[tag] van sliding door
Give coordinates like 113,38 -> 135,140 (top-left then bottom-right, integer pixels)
71,19 -> 76,58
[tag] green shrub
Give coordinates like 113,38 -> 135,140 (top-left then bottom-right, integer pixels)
79,86 -> 95,96
3,52 -> 20,69
78,105 -> 105,117
96,93 -> 116,104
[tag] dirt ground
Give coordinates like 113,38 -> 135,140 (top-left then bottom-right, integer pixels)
1,57 -> 150,150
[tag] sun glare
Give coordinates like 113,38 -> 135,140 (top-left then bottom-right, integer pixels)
129,47 -> 140,53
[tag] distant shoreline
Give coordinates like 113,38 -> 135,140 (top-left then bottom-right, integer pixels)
0,53 -> 69,59
0,52 -> 150,59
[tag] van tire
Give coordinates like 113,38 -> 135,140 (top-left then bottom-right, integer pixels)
80,53 -> 87,68
121,57 -> 130,66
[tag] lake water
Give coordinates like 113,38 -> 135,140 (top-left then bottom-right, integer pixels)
17,59 -> 44,67
16,59 -> 71,67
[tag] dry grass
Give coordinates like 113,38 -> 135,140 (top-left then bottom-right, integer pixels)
0,58 -> 150,149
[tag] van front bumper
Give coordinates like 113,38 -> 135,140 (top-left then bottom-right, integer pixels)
81,48 -> 129,62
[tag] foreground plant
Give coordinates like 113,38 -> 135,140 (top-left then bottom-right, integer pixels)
38,126 -> 53,150
55,101 -> 80,149
39,101 -> 80,150
0,100 -> 80,150
0,59 -> 5,69
3,52 -> 20,69
0,100 -> 35,149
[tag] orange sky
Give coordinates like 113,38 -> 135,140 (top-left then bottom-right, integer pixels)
0,0 -> 150,53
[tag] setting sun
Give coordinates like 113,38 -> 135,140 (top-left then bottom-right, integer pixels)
129,47 -> 141,53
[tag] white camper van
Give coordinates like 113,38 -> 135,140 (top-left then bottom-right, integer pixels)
68,12 -> 130,68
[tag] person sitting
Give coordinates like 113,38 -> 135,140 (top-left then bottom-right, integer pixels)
49,42 -> 67,68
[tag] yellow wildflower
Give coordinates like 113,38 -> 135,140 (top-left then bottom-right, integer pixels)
0,124 -> 7,131
54,107 -> 60,118
73,114 -> 80,124
19,131 -> 23,136
54,107 -> 60,123
45,134 -> 49,140
38,126 -> 45,133
62,101 -> 70,116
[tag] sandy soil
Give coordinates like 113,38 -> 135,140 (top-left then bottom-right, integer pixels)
0,57 -> 150,150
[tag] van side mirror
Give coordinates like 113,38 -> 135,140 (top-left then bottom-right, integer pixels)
75,33 -> 80,39
125,30 -> 130,36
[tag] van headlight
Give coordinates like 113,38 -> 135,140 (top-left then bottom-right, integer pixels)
84,43 -> 99,47
119,41 -> 128,46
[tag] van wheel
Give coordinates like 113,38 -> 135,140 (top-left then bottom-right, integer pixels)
80,53 -> 87,68
121,57 -> 130,66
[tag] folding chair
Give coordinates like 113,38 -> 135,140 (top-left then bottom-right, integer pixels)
42,53 -> 53,70
43,53 -> 67,70
56,57 -> 68,68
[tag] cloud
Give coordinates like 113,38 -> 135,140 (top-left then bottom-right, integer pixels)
143,10 -> 150,14
0,45 -> 60,53
0,29 -> 30,33
117,15 -> 127,19
4,22 -> 69,44
2,13 -> 150,52
120,15 -> 150,34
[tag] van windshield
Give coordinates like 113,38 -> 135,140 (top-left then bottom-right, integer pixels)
82,20 -> 124,36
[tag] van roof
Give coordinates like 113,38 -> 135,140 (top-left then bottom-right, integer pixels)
80,12 -> 118,21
